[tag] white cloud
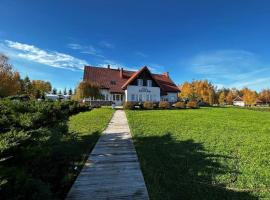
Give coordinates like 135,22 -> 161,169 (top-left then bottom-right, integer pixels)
99,41 -> 114,49
135,51 -> 148,58
189,49 -> 270,90
67,43 -> 104,57
3,40 -> 88,71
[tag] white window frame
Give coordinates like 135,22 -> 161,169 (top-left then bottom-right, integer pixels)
138,94 -> 143,101
131,94 -> 135,101
147,80 -> 152,87
137,79 -> 143,86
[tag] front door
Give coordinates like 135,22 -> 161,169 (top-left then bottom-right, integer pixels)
112,94 -> 123,105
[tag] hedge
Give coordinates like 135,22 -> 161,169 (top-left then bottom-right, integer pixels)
0,99 -> 91,199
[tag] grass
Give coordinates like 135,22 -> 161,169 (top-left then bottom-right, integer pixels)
62,108 -> 114,197
126,107 -> 270,200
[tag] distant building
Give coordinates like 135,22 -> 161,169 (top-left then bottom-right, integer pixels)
233,96 -> 245,107
83,65 -> 180,105
45,94 -> 71,101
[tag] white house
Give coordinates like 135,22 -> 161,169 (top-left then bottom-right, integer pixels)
83,65 -> 180,105
45,94 -> 71,101
233,96 -> 245,107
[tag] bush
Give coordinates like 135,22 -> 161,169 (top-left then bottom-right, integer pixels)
187,101 -> 199,109
0,99 -> 93,199
143,101 -> 154,110
123,101 -> 135,110
159,101 -> 170,109
175,102 -> 186,109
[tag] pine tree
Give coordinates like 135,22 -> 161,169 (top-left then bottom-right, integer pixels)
52,88 -> 57,94
68,88 -> 73,95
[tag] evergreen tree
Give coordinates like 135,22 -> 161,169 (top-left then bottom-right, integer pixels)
68,88 -> 73,95
35,90 -> 41,99
52,88 -> 57,94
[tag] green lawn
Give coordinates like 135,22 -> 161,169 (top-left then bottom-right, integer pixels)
64,108 -> 114,196
126,108 -> 270,200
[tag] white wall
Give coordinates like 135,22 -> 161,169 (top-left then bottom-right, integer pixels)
125,85 -> 160,102
233,101 -> 245,107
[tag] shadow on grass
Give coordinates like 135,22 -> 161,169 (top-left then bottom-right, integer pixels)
133,133 -> 258,200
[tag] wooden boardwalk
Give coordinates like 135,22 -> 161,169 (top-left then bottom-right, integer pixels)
66,110 -> 149,200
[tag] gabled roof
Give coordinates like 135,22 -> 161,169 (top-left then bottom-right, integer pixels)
83,66 -> 180,94
121,66 -> 160,89
233,96 -> 243,102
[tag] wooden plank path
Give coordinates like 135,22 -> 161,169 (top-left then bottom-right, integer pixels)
66,110 -> 149,200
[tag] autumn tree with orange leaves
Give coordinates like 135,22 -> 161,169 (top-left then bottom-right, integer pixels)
179,80 -> 215,105
241,88 -> 257,106
259,89 -> 270,104
0,54 -> 21,97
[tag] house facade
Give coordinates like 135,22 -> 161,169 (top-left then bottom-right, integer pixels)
83,65 -> 180,105
233,96 -> 245,107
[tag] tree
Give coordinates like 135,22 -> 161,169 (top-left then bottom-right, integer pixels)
63,88 -> 67,95
68,88 -> 73,95
31,80 -> 52,99
218,91 -> 226,105
20,76 -> 32,95
242,88 -> 257,106
58,90 -> 62,95
226,91 -> 236,105
0,54 -> 21,97
179,82 -> 193,100
259,89 -> 270,104
35,89 -> 41,99
179,80 -> 216,105
73,81 -> 101,101
52,88 -> 57,95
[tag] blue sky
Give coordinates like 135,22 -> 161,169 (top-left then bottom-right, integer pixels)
1,0 -> 270,91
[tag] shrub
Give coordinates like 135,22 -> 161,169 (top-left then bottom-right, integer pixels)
175,102 -> 186,109
123,101 -> 135,110
187,101 -> 199,109
159,101 -> 170,109
143,101 -> 154,110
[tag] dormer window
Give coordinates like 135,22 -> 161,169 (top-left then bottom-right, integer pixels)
147,80 -> 152,87
110,80 -> 116,85
137,79 -> 143,86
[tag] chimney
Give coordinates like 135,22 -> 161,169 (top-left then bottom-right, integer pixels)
120,67 -> 123,78
107,64 -> 110,69
163,72 -> 169,77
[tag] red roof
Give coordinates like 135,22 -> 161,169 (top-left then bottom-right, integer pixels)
83,66 -> 180,94
233,96 -> 243,102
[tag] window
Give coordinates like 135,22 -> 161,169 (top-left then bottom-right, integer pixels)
147,80 -> 152,87
110,80 -> 116,85
131,94 -> 135,101
146,94 -> 151,101
138,94 -> 143,101
137,79 -> 143,86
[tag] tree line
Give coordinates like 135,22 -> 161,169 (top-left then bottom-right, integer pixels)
179,80 -> 270,106
0,54 -> 73,99
2,53 -> 270,105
